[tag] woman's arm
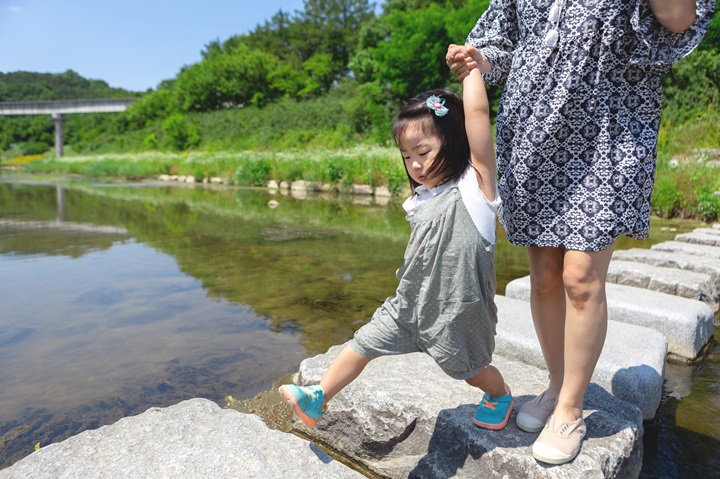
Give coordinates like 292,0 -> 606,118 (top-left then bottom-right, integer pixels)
454,0 -> 519,88
463,46 -> 496,201
649,0 -> 697,33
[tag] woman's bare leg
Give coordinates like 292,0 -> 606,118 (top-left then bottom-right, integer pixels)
554,244 -> 616,423
319,344 -> 373,403
528,246 -> 566,397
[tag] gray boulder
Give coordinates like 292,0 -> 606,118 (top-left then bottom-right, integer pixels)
505,276 -> 714,362
606,260 -> 718,311
651,240 -> 720,259
296,347 -> 643,479
0,398 -> 365,479
612,247 -> 720,280
675,231 -> 720,247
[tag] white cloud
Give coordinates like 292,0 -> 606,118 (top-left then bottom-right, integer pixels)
9,5 -> 22,13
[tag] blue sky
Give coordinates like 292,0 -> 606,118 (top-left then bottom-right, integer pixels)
0,0 -> 322,92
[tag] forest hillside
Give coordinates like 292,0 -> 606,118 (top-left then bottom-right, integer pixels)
1,0 -> 717,158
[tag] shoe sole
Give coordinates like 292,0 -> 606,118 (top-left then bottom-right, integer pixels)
532,442 -> 582,465
532,430 -> 586,464
516,412 -> 547,433
472,399 -> 514,430
278,385 -> 319,429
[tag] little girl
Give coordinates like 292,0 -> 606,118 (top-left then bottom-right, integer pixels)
279,55 -> 512,431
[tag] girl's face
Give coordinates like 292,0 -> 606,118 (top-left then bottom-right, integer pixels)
398,122 -> 444,189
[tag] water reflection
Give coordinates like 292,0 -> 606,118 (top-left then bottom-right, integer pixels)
0,180 -> 716,476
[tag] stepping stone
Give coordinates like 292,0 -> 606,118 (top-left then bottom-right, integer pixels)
606,260 -> 719,311
651,240 -> 720,259
0,399 -> 365,479
505,276 -> 714,362
296,346 -> 643,479
493,295 -> 666,420
675,231 -> 720,247
693,227 -> 720,236
613,247 -> 720,279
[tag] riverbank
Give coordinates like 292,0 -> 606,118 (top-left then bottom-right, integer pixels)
2,147 -> 720,222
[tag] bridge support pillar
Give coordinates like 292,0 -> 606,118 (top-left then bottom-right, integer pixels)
52,113 -> 64,158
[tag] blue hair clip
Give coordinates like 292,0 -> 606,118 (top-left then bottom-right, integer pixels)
426,96 -> 449,117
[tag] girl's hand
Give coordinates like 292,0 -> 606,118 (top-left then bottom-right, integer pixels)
446,44 -> 491,81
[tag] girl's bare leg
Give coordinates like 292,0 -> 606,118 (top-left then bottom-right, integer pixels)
465,364 -> 506,397
528,246 -> 566,397
554,244 -> 615,423
319,344 -> 373,403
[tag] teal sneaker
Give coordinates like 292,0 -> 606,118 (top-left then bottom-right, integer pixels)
278,384 -> 326,428
473,385 -> 514,430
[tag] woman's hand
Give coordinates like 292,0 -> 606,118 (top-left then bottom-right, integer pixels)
446,44 -> 492,81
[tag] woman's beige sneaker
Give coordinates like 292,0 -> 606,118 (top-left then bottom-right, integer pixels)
516,391 -> 557,432
532,415 -> 587,465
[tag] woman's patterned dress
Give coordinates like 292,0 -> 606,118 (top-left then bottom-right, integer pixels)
467,0 -> 714,250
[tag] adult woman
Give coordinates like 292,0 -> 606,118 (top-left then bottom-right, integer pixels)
447,0 -> 713,465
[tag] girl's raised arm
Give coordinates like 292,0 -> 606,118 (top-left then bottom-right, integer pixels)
463,45 -> 496,201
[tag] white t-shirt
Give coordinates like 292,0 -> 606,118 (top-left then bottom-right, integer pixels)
402,164 -> 501,243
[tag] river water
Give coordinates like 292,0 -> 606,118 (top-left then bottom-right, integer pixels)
0,179 -> 717,476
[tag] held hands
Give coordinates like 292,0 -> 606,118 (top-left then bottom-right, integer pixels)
446,44 -> 491,82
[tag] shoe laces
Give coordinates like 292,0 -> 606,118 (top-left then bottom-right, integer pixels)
302,387 -> 318,400
481,397 -> 498,411
549,417 -> 582,436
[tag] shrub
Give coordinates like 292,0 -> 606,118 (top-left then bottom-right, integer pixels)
651,175 -> 681,218
235,158 -> 272,186
162,114 -> 201,151
696,187 -> 720,222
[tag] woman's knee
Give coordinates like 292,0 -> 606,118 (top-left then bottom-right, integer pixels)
529,248 -> 564,294
562,263 -> 604,309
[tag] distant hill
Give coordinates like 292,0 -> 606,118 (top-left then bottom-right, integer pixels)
0,70 -> 139,102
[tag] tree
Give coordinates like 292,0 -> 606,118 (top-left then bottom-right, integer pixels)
125,89 -> 178,128
225,10 -> 304,68
293,0 -> 376,76
697,0 -> 720,52
174,44 -> 280,110
301,53 -> 337,96
662,49 -> 720,122
371,3 -> 453,99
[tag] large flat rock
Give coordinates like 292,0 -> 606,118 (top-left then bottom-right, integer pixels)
493,295 -> 666,420
0,399 -> 365,479
612,247 -> 720,279
674,231 -> 720,247
505,276 -> 714,362
693,226 -> 720,236
297,347 -> 643,479
606,260 -> 718,311
651,240 -> 720,259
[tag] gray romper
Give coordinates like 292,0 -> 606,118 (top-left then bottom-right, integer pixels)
350,185 -> 498,380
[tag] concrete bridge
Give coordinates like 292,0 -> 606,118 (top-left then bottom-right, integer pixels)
0,98 -> 136,157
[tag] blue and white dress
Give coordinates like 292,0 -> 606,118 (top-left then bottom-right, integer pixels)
467,0 -> 714,251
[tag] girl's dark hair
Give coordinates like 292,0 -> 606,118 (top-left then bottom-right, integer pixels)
391,89 -> 470,193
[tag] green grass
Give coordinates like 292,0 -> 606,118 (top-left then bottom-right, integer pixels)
652,150 -> 720,222
5,144 -> 720,222
14,147 -> 409,195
